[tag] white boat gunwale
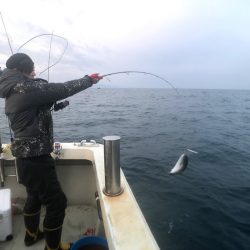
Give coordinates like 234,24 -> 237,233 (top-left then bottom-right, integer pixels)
0,142 -> 160,250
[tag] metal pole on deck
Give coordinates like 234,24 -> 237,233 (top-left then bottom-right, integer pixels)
103,136 -> 123,196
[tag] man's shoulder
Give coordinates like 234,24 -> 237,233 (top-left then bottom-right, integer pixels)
13,78 -> 49,94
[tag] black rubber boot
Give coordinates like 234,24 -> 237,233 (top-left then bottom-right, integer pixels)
44,242 -> 72,250
44,225 -> 72,250
24,210 -> 44,246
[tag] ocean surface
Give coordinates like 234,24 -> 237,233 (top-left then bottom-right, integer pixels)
1,88 -> 250,250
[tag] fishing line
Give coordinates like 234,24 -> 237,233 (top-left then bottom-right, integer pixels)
0,12 -> 13,55
17,33 -> 68,76
1,14 -> 68,74
17,32 -> 69,113
47,31 -> 54,82
101,71 -> 179,94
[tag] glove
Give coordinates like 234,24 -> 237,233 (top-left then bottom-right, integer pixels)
89,73 -> 103,84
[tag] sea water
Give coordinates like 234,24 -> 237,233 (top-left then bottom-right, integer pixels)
1,88 -> 250,250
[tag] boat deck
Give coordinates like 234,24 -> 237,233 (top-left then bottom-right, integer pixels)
0,143 -> 160,250
0,205 -> 100,250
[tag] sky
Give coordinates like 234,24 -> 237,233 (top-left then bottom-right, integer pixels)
0,0 -> 250,89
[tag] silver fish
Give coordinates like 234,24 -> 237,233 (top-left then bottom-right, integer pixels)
169,153 -> 189,175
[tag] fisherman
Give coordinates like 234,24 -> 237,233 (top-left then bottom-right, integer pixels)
0,53 -> 102,250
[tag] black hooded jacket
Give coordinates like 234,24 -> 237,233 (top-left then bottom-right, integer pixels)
0,68 -> 93,158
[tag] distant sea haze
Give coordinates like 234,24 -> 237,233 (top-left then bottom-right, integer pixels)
1,88 -> 250,250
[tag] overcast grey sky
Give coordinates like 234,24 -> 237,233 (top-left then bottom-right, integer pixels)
1,0 -> 249,89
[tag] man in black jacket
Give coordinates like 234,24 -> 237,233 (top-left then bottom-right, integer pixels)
0,53 -> 102,250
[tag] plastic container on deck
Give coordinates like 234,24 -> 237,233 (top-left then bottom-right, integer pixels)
0,188 -> 13,241
71,236 -> 108,250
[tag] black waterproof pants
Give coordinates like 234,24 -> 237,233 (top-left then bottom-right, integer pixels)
16,154 -> 67,229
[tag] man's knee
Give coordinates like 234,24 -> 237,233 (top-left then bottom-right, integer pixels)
44,192 -> 67,227
23,195 -> 42,214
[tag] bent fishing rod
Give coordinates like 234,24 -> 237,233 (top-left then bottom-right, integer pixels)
1,15 -> 178,94
100,71 -> 179,94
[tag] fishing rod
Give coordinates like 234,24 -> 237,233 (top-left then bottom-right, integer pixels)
101,71 -> 179,94
1,12 -> 15,143
0,12 -> 13,55
1,14 -> 175,92
2,18 -> 176,94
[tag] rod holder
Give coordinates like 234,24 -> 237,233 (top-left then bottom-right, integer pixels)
103,136 -> 123,196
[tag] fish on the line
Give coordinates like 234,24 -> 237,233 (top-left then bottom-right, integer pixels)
169,149 -> 198,175
169,153 -> 189,175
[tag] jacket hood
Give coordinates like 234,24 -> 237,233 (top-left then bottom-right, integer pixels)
0,68 -> 25,98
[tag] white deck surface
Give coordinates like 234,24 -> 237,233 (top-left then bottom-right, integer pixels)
0,205 -> 98,250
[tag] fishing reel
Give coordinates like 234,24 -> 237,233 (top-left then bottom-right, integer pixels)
53,100 -> 69,111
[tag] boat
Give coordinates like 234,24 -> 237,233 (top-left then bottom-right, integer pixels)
0,136 -> 160,250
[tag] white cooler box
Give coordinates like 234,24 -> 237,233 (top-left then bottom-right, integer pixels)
0,188 -> 13,241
